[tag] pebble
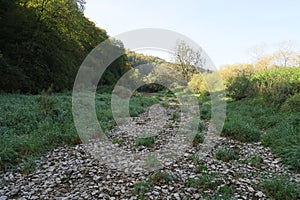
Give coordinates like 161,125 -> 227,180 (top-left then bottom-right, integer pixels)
0,103 -> 299,199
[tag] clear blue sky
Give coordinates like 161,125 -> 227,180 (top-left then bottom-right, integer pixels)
84,0 -> 300,68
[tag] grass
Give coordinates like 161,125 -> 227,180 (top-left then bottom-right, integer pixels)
262,114 -> 300,172
248,154 -> 263,168
135,136 -> 156,147
215,148 -> 240,162
111,137 -> 124,144
186,173 -> 218,190
0,92 -> 157,173
132,181 -> 151,199
171,112 -> 180,121
258,176 -> 300,200
205,185 -> 233,200
149,170 -> 177,184
195,163 -> 207,173
204,97 -> 300,172
192,132 -> 205,146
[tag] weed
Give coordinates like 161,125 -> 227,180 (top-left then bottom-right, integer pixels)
171,112 -> 180,121
191,154 -> 201,164
195,163 -> 207,173
200,103 -> 211,120
215,148 -> 239,162
135,136 -> 155,148
192,132 -> 205,147
149,170 -> 177,184
186,173 -> 217,190
248,154 -> 263,168
132,181 -> 151,199
112,137 -> 124,144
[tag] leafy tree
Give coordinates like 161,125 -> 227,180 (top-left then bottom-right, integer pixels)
173,40 -> 207,81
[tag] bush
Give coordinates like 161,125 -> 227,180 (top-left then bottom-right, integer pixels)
281,93 -> 300,112
253,67 -> 300,107
188,73 -> 209,96
225,73 -> 255,100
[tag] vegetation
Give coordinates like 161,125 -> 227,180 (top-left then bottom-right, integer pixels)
215,148 -> 240,162
0,0 -> 130,93
135,136 -> 156,148
149,170 -> 177,184
0,92 -> 157,172
192,132 -> 205,146
132,181 -> 151,200
186,173 -> 218,190
258,176 -> 300,200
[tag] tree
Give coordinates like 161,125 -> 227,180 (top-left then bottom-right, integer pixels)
273,41 -> 298,67
173,40 -> 207,81
0,0 -> 130,93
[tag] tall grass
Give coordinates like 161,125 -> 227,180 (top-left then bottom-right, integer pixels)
0,92 -> 157,172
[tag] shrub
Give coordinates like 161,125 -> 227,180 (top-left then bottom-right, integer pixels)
252,67 -> 300,107
200,103 -> 211,120
225,73 -> 255,100
281,93 -> 300,112
188,73 -> 209,96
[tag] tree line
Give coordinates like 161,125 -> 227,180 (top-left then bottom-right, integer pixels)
0,0 -> 129,93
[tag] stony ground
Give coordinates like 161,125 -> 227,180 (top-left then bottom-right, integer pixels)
0,100 -> 299,200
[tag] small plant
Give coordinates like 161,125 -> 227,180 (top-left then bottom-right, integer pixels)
149,170 -> 177,184
259,176 -> 300,200
135,136 -> 155,147
192,132 -> 205,147
192,154 -> 201,164
188,118 -> 206,132
186,173 -> 217,190
195,163 -> 207,173
168,124 -> 174,129
171,112 -> 180,121
206,185 -> 233,200
200,103 -> 211,120
215,148 -> 239,162
248,154 -> 263,168
132,181 -> 151,199
112,137 -> 124,144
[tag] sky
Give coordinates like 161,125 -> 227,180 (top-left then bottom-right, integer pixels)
84,0 -> 300,68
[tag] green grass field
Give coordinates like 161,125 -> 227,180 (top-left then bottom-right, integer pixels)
0,92 -> 157,172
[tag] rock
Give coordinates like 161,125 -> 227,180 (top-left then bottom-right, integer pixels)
0,196 -> 7,200
255,191 -> 264,198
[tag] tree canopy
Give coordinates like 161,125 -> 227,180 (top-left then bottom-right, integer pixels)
0,0 -> 129,93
